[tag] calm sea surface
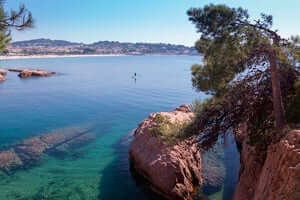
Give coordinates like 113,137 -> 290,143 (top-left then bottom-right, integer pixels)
0,56 -> 239,200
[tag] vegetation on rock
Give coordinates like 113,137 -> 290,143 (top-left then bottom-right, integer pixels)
149,114 -> 193,143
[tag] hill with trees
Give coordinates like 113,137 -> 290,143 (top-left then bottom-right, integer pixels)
7,38 -> 197,56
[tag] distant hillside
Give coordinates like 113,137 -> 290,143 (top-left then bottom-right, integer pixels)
8,39 -> 197,56
11,39 -> 82,47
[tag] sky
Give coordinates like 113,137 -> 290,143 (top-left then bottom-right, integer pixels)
4,0 -> 300,46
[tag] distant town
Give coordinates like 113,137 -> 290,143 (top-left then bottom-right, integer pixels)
5,39 -> 198,56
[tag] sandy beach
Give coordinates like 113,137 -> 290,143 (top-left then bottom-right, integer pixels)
0,54 -> 125,60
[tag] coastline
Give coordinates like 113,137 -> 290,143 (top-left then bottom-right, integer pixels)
0,54 -> 198,60
0,54 -> 126,60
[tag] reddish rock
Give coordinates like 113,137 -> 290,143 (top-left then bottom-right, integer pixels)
129,105 -> 202,200
18,69 -> 55,78
175,104 -> 191,113
0,74 -> 5,82
233,128 -> 264,200
0,68 -> 6,76
254,129 -> 300,200
234,128 -> 300,200
8,68 -> 55,78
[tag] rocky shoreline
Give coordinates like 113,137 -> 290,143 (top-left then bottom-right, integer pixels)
129,105 -> 225,200
130,105 -> 300,200
8,68 -> 55,78
234,126 -> 300,200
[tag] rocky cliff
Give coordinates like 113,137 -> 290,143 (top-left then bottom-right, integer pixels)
129,105 -> 203,200
129,104 -> 299,200
234,127 -> 300,200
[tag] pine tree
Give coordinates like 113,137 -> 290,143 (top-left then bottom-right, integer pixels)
187,4 -> 299,135
0,1 -> 33,53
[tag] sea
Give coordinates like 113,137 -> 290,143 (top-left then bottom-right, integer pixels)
0,55 -> 239,200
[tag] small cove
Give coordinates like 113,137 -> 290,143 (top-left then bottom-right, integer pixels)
0,56 -> 239,200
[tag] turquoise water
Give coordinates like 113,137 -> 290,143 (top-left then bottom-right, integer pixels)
0,56 -> 239,200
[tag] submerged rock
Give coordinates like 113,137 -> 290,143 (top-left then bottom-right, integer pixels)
0,150 -> 23,172
8,68 -> 55,78
0,126 -> 95,173
129,105 -> 203,200
201,147 -> 226,188
234,127 -> 300,200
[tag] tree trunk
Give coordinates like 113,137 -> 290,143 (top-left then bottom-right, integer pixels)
268,51 -> 286,134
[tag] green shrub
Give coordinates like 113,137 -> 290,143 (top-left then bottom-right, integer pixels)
149,114 -> 192,143
190,99 -> 203,114
190,98 -> 215,115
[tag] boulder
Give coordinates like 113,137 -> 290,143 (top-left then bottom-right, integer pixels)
8,68 -> 55,78
129,105 -> 203,200
18,69 -> 55,78
0,68 -> 6,76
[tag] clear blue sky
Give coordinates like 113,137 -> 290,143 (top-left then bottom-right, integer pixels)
5,0 -> 300,46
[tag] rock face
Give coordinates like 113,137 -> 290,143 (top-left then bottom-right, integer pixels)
8,68 -> 55,78
129,105 -> 203,200
0,126 -> 95,173
234,128 -> 300,200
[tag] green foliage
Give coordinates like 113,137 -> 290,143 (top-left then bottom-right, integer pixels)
190,99 -> 203,114
296,80 -> 300,92
189,64 -> 299,150
187,4 -> 300,150
288,35 -> 300,69
190,98 -> 216,115
149,114 -> 192,143
187,4 -> 274,96
0,3 -> 10,52
0,2 -> 33,53
247,109 -> 273,152
286,80 -> 300,124
0,31 -> 10,53
187,4 -> 250,38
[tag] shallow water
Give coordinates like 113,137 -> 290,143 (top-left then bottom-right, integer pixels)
0,56 -> 239,200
